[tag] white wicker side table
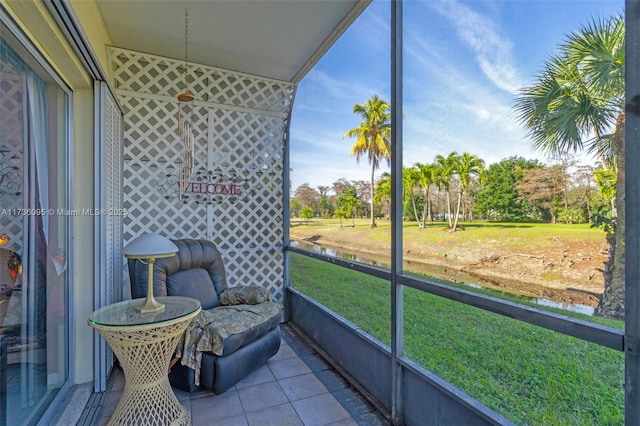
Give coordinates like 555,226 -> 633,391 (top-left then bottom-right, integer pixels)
88,296 -> 201,426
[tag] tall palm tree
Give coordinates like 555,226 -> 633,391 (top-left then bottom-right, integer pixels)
513,15 -> 624,319
414,162 -> 436,226
452,153 -> 484,232
434,152 -> 459,228
343,95 -> 391,228
344,95 -> 392,228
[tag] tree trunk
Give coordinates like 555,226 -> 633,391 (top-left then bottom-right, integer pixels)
420,187 -> 428,228
452,189 -> 463,232
411,194 -> 420,225
445,188 -> 452,228
586,189 -> 592,224
370,164 -> 376,228
596,113 -> 625,319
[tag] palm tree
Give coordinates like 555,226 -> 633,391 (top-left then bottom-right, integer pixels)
403,166 -> 421,224
513,15 -> 624,319
434,152 -> 459,228
374,172 -> 392,220
452,153 -> 484,232
414,162 -> 436,226
344,95 -> 391,228
594,168 -> 617,202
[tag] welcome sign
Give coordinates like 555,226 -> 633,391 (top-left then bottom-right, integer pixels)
179,181 -> 240,196
156,169 -> 250,204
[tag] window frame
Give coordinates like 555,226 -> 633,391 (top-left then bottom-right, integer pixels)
285,0 -> 637,423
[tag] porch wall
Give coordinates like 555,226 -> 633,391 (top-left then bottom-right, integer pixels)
108,46 -> 294,300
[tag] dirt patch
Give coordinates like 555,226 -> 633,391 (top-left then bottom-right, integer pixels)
292,228 -> 608,308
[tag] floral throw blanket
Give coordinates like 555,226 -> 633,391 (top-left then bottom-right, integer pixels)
173,302 -> 281,385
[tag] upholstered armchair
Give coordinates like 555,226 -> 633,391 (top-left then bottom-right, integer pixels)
128,239 -> 282,394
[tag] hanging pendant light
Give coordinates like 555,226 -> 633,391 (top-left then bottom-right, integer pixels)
178,8 -> 195,199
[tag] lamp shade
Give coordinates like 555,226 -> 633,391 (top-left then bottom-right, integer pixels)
123,233 -> 178,259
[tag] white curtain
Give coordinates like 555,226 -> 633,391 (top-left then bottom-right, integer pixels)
24,73 -> 49,243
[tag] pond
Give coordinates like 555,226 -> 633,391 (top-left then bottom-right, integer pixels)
289,240 -> 596,316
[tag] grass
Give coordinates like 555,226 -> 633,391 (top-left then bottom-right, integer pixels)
290,253 -> 624,426
291,218 -> 606,246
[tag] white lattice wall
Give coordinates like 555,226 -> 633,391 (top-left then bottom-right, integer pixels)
0,61 -> 25,254
108,47 -> 293,300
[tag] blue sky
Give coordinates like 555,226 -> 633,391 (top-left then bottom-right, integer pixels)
289,0 -> 623,193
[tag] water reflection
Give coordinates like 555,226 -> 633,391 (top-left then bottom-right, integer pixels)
534,298 -> 595,316
291,240 -> 384,266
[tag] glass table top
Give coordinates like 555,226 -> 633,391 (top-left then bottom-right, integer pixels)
88,296 -> 201,327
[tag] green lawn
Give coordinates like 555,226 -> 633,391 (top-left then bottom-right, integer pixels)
290,253 -> 624,426
291,218 -> 606,246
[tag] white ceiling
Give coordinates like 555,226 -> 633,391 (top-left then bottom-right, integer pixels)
96,0 -> 370,83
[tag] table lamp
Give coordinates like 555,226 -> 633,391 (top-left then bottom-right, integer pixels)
124,233 -> 178,313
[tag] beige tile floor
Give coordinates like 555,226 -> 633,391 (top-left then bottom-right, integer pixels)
79,324 -> 389,425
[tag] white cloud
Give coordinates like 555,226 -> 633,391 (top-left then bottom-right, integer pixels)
428,0 -> 525,94
289,152 -> 387,192
474,108 -> 492,122
400,13 -> 532,165
302,70 -> 379,105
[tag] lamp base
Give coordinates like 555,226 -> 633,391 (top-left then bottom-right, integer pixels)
135,296 -> 165,314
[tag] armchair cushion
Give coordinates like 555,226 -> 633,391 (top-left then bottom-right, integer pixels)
166,269 -> 219,310
129,239 -> 228,309
219,285 -> 271,305
175,301 -> 282,385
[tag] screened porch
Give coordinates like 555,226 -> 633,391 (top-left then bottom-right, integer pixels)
8,0 -> 640,425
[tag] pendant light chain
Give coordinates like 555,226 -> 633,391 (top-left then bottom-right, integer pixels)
177,8 -> 195,199
183,8 -> 189,94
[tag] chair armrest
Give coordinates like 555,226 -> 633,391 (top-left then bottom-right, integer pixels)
219,285 -> 271,305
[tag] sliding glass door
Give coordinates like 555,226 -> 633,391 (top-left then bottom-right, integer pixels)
0,26 -> 70,426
